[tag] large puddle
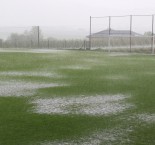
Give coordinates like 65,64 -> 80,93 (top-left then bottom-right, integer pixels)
32,94 -> 133,116
41,126 -> 132,145
137,113 -> 155,123
0,48 -> 67,54
0,81 -> 65,97
0,71 -> 59,78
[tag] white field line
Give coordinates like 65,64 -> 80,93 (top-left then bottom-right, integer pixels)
0,81 -> 65,97
32,95 -> 133,116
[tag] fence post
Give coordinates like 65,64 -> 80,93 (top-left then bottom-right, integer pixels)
84,40 -> 86,50
64,40 -> 67,49
47,39 -> 49,48
0,39 -> 2,48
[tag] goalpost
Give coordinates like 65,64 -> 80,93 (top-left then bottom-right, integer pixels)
89,14 -> 155,54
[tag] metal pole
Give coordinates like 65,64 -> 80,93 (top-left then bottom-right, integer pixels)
109,16 -> 111,35
0,39 -> 2,48
152,15 -> 154,54
48,39 -> 49,48
153,35 -> 154,54
130,15 -> 132,53
84,40 -> 86,50
37,26 -> 40,48
89,16 -> 92,50
31,40 -> 33,48
108,16 -> 111,52
64,40 -> 67,49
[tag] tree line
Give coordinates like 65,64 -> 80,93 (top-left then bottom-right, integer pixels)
0,26 -> 87,49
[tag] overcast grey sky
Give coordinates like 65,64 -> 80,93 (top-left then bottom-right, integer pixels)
1,0 -> 155,26
0,0 -> 155,38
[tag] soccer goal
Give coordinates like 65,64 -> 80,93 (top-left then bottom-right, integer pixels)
88,15 -> 155,54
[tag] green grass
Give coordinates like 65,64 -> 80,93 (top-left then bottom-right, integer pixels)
0,50 -> 155,145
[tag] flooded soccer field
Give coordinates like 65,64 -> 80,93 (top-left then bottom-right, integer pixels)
0,49 -> 155,145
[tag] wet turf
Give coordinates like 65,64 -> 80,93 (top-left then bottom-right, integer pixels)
0,50 -> 155,144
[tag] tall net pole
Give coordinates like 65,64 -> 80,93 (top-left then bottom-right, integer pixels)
130,15 -> 132,53
38,26 -> 40,48
89,16 -> 92,50
108,16 -> 111,52
152,15 -> 154,54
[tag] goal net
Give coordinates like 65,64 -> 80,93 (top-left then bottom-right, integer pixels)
89,15 -> 154,54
